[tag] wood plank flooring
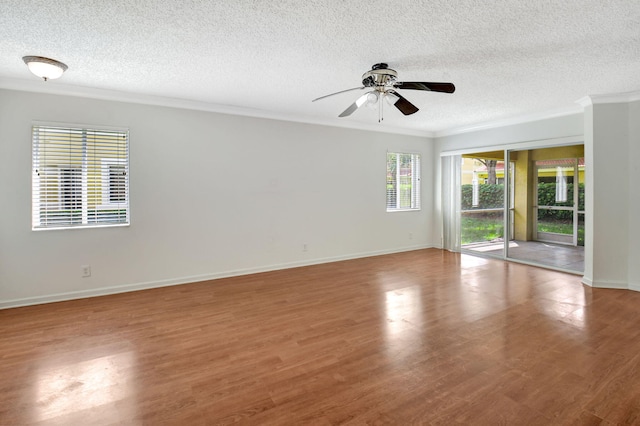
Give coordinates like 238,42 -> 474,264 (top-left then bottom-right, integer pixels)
2,248 -> 640,425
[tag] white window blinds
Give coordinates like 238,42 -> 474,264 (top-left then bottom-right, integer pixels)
32,125 -> 129,229
386,152 -> 421,211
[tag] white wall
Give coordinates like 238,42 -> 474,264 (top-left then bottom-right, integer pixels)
628,101 -> 640,291
0,89 -> 434,308
582,106 -> 595,283
584,102 -> 630,288
436,114 -> 584,153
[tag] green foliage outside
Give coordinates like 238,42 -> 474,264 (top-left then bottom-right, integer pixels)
461,183 -> 585,220
462,216 -> 584,246
461,212 -> 504,245
538,219 -> 585,245
461,184 -> 504,210
461,182 -> 585,246
536,183 -> 585,219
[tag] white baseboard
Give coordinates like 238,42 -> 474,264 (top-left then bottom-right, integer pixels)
629,282 -> 640,292
430,240 -> 444,249
0,244 -> 434,310
589,279 -> 628,290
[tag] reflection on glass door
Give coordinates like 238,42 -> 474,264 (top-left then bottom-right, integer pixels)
535,159 -> 581,245
577,165 -> 585,246
460,156 -> 506,257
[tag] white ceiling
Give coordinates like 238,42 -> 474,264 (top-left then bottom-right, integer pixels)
1,0 -> 639,136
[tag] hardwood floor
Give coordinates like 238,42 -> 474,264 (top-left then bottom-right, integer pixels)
2,248 -> 640,425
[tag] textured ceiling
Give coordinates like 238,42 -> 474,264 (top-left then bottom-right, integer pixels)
1,0 -> 639,135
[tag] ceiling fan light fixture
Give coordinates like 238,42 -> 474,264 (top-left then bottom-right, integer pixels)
22,56 -> 68,81
366,91 -> 379,105
385,91 -> 399,105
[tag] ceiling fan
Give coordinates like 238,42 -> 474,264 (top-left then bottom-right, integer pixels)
312,63 -> 455,122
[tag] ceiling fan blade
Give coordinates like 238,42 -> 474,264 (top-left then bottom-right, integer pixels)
312,86 -> 365,102
339,91 -> 373,117
393,82 -> 455,93
387,91 -> 419,115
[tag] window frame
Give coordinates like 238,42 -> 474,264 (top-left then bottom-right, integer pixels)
386,151 -> 422,212
31,123 -> 130,231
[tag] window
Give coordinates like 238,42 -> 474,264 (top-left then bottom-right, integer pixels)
32,125 -> 129,229
386,152 -> 421,211
101,159 -> 127,205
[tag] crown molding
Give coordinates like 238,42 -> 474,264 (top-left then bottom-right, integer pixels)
435,88 -> 640,138
0,77 -> 434,139
575,96 -> 592,107
434,105 -> 583,138
576,90 -> 640,107
4,77 -> 639,141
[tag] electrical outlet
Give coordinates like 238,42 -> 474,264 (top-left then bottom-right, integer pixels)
409,232 -> 413,240
81,265 -> 91,278
303,244 -> 308,252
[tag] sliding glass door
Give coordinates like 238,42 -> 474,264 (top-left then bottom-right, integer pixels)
456,145 -> 585,273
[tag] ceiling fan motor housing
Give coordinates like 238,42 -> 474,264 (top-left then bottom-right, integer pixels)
362,63 -> 398,89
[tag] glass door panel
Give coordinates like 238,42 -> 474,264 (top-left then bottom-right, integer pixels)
578,213 -> 585,247
577,157 -> 585,246
505,147 -> 585,273
460,157 -> 505,257
535,159 -> 575,245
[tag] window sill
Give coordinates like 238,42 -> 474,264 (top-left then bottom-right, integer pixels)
386,208 -> 421,213
32,223 -> 130,231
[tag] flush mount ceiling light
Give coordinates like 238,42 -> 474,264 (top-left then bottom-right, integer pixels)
22,56 -> 68,81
